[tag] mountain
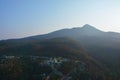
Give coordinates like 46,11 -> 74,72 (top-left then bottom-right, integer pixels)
24,24 -> 103,40
1,24 -> 120,65
0,24 -> 120,79
26,24 -> 120,63
20,24 -> 120,69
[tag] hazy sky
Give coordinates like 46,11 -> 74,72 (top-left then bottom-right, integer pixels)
1,0 -> 120,40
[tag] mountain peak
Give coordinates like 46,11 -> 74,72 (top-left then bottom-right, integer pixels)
81,24 -> 101,31
82,24 -> 96,29
77,24 -> 103,35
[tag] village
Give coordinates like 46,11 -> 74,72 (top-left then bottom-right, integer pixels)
0,55 -> 92,80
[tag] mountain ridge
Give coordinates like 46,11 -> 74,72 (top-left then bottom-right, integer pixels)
21,24 -> 120,41
1,24 -> 120,41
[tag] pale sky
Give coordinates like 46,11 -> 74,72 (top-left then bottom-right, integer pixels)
1,0 -> 120,40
